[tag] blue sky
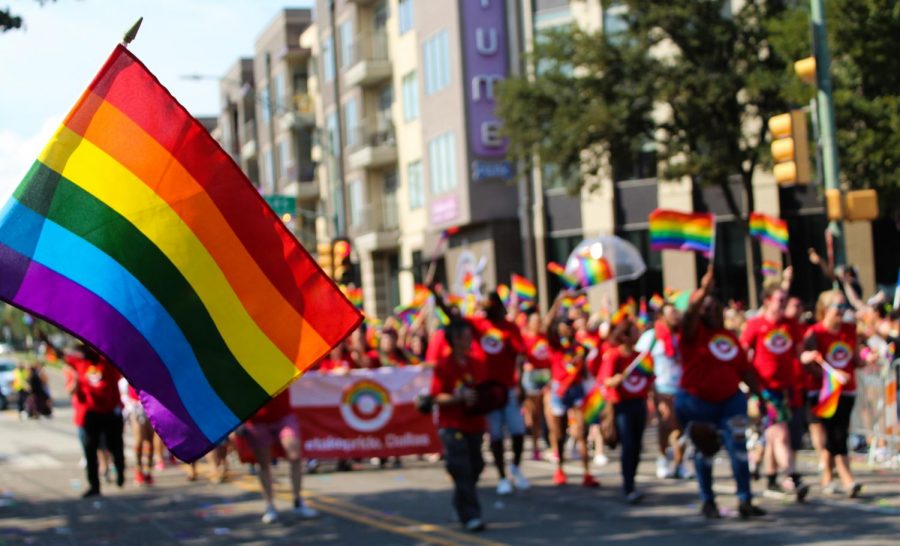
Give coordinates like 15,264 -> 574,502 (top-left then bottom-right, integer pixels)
0,0 -> 313,198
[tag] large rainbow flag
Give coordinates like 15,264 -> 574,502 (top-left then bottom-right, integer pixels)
749,212 -> 789,253
0,46 -> 362,461
648,209 -> 715,257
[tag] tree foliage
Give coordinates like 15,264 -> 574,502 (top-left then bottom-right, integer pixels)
1,1 -> 57,33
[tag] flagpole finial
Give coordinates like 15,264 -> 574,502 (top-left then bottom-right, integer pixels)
122,17 -> 143,46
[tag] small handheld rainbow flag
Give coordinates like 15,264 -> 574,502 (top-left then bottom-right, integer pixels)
581,384 -> 606,425
649,209 -> 716,257
648,293 -> 665,311
496,284 -> 510,307
0,46 -> 362,461
511,274 -> 536,305
761,260 -> 780,277
343,286 -> 363,309
749,212 -> 789,253
624,350 -> 654,378
547,262 -> 579,288
462,271 -> 475,293
812,362 -> 846,419
573,255 -> 614,287
637,298 -> 650,328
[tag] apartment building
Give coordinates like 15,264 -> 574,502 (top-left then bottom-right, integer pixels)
214,58 -> 258,186
306,0 -> 526,318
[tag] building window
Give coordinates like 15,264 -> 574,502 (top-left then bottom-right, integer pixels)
273,72 -> 285,113
339,19 -> 354,69
423,30 -> 450,95
343,99 -> 358,149
260,86 -> 271,125
407,160 -> 423,209
279,140 -> 291,180
263,147 -> 275,193
322,37 -> 335,82
401,71 -> 419,122
326,111 -> 339,157
349,179 -> 364,227
398,0 -> 413,34
428,132 -> 457,195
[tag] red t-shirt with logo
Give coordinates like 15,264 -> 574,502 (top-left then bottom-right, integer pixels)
681,325 -> 750,403
740,316 -> 801,391
64,367 -> 87,427
576,330 -> 603,378
523,333 -> 553,370
65,355 -> 122,414
804,322 -> 858,393
598,347 -> 653,403
468,317 -> 525,388
251,390 -> 292,424
549,339 -> 585,383
430,355 -> 485,434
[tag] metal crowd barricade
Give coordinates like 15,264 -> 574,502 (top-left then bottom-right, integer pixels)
850,359 -> 900,468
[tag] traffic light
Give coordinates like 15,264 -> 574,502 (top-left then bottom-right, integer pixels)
794,56 -> 816,84
332,238 -> 353,284
768,110 -> 812,186
316,242 -> 333,278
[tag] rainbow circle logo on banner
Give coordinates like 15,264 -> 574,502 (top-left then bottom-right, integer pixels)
339,379 -> 394,432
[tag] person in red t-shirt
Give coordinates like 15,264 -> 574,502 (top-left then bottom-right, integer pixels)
64,343 -> 126,498
801,290 -> 862,498
243,390 -> 318,524
467,291 -> 529,496
600,315 -> 651,504
520,307 -> 552,461
377,328 -> 410,367
431,318 -> 488,532
675,265 -> 767,519
740,279 -> 809,501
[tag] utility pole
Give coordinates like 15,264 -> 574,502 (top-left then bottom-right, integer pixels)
329,0 -> 348,238
264,53 -> 279,197
810,0 -> 845,265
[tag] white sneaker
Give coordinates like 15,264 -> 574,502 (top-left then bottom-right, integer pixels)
509,465 -> 530,490
261,506 -> 279,524
496,478 -> 513,496
465,518 -> 486,532
293,502 -> 319,519
626,490 -> 645,505
593,453 -> 609,466
675,463 -> 693,480
656,456 -> 670,479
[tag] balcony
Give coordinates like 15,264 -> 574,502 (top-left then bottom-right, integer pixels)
344,32 -> 391,88
347,119 -> 397,170
239,119 -> 257,160
350,199 -> 400,252
279,94 -> 315,131
281,164 -> 318,202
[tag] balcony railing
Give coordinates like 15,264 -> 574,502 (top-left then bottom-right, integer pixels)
240,119 -> 257,160
344,31 -> 391,87
352,199 -> 399,236
346,118 -> 395,152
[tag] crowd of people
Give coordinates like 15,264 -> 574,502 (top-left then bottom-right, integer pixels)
12,252 -> 899,532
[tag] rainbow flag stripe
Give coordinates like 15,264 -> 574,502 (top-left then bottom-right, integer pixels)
634,352 -> 654,377
761,260 -> 780,278
574,256 -> 614,287
749,212 -> 789,253
462,271 -> 475,293
0,47 -> 362,462
813,366 -> 844,419
649,293 -> 665,311
581,385 -> 606,425
496,284 -> 510,307
649,209 -> 715,257
511,274 -> 536,303
343,286 -> 364,309
547,262 -> 579,288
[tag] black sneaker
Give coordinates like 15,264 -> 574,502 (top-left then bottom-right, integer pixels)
81,488 -> 101,499
116,472 -> 125,488
795,483 -> 810,503
766,482 -> 786,494
701,501 -> 721,519
848,483 -> 863,499
738,500 -> 766,519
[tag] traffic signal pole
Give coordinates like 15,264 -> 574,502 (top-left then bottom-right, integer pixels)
810,0 -> 845,265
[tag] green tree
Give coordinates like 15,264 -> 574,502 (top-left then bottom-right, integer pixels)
1,1 -> 57,33
498,0 -> 796,219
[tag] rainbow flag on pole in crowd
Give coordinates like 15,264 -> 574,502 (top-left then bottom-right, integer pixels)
547,262 -> 579,289
573,255 -> 614,287
749,212 -> 789,253
761,260 -> 780,277
511,274 -> 536,305
581,384 -> 607,425
496,284 -> 511,307
0,46 -> 362,462
649,209 -> 716,257
648,293 -> 665,311
342,286 -> 363,309
633,352 -> 654,377
813,363 -> 846,419
637,298 -> 650,328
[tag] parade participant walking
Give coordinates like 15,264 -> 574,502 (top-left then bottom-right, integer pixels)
243,390 -> 318,523
123,384 -> 155,486
801,290 -> 862,497
677,266 -> 767,519
470,291 -> 529,495
600,314 -> 651,504
740,280 -> 810,501
64,343 -> 126,498
12,362 -> 28,417
521,307 -> 552,461
636,303 -> 687,479
545,293 -> 598,488
431,318 -> 487,532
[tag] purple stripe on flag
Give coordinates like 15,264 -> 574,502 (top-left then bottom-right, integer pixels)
11,255 -> 210,460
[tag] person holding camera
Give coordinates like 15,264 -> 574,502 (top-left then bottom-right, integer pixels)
430,318 -> 489,533
676,265 -> 767,519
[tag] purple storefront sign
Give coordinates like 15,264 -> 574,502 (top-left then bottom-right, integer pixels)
430,195 -> 460,224
461,0 -> 509,159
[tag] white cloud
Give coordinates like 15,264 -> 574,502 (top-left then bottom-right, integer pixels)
0,116 -> 62,204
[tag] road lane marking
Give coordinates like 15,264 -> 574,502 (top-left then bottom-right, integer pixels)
231,475 -> 507,546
